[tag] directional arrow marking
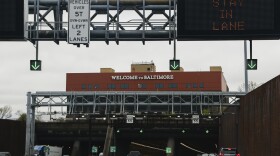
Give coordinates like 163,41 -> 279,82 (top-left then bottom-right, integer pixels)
170,61 -> 179,70
248,60 -> 256,69
31,61 -> 40,70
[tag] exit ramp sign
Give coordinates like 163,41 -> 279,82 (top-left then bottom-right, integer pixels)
110,146 -> 116,153
170,60 -> 180,70
92,146 -> 98,153
30,60 -> 41,71
247,59 -> 257,70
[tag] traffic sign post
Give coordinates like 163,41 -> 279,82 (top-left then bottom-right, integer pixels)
192,115 -> 199,124
92,146 -> 98,153
68,0 -> 90,44
110,146 -> 116,153
126,115 -> 134,124
170,60 -> 180,70
30,60 -> 41,71
247,59 -> 257,70
166,147 -> 172,154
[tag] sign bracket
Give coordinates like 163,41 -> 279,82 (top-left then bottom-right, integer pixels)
35,0 -> 39,61
173,0 -> 177,60
250,40 -> 253,59
245,40 -> 258,71
29,0 -> 42,71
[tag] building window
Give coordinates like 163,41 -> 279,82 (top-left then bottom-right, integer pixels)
88,84 -> 93,90
108,84 -> 116,89
186,83 -> 191,88
138,83 -> 147,89
193,83 -> 198,88
168,83 -> 178,88
155,83 -> 164,89
199,83 -> 204,88
121,84 -> 129,89
82,84 -> 86,90
94,84 -> 100,89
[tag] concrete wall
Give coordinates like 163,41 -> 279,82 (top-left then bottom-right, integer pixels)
238,75 -> 280,156
0,119 -> 26,156
219,111 -> 238,148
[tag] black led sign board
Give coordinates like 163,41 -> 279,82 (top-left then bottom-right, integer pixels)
0,0 -> 25,41
177,0 -> 280,40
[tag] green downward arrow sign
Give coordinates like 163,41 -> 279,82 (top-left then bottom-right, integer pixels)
248,61 -> 256,69
170,60 -> 180,70
30,60 -> 42,71
32,61 -> 40,70
171,61 -> 179,69
247,59 -> 257,70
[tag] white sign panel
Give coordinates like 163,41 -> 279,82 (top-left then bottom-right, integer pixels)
126,115 -> 134,124
192,115 -> 199,124
68,0 -> 90,44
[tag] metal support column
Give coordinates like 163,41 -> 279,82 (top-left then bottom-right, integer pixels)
116,0 -> 120,44
25,92 -> 32,156
31,97 -> 36,153
142,0 -> 146,45
171,93 -> 174,114
244,40 -> 248,93
106,0 -> 110,44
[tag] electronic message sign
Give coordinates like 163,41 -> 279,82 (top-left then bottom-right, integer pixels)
177,0 -> 280,40
0,0 -> 27,41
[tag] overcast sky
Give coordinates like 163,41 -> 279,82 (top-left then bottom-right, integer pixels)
1,39 -> 280,115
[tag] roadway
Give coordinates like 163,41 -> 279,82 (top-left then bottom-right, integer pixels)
35,115 -> 219,156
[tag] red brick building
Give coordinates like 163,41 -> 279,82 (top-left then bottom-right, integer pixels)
66,63 -> 228,92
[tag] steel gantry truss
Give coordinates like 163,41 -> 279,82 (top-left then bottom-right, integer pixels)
27,0 -> 176,44
28,91 -> 244,115
25,91 -> 244,155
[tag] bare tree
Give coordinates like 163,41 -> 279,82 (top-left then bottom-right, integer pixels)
16,110 -> 26,121
16,110 -> 43,122
0,105 -> 12,119
238,81 -> 260,92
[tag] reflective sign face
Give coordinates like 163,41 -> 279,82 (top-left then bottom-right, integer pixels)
68,0 -> 90,44
30,60 -> 42,71
170,60 -> 180,70
247,59 -> 258,70
177,0 -> 280,40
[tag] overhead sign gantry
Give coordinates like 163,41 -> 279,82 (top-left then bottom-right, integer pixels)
27,0 -> 176,44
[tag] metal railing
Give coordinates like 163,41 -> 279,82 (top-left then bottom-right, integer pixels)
27,21 -> 175,41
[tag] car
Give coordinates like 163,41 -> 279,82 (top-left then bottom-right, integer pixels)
201,154 -> 217,156
127,151 -> 141,156
0,152 -> 11,156
218,148 -> 240,156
